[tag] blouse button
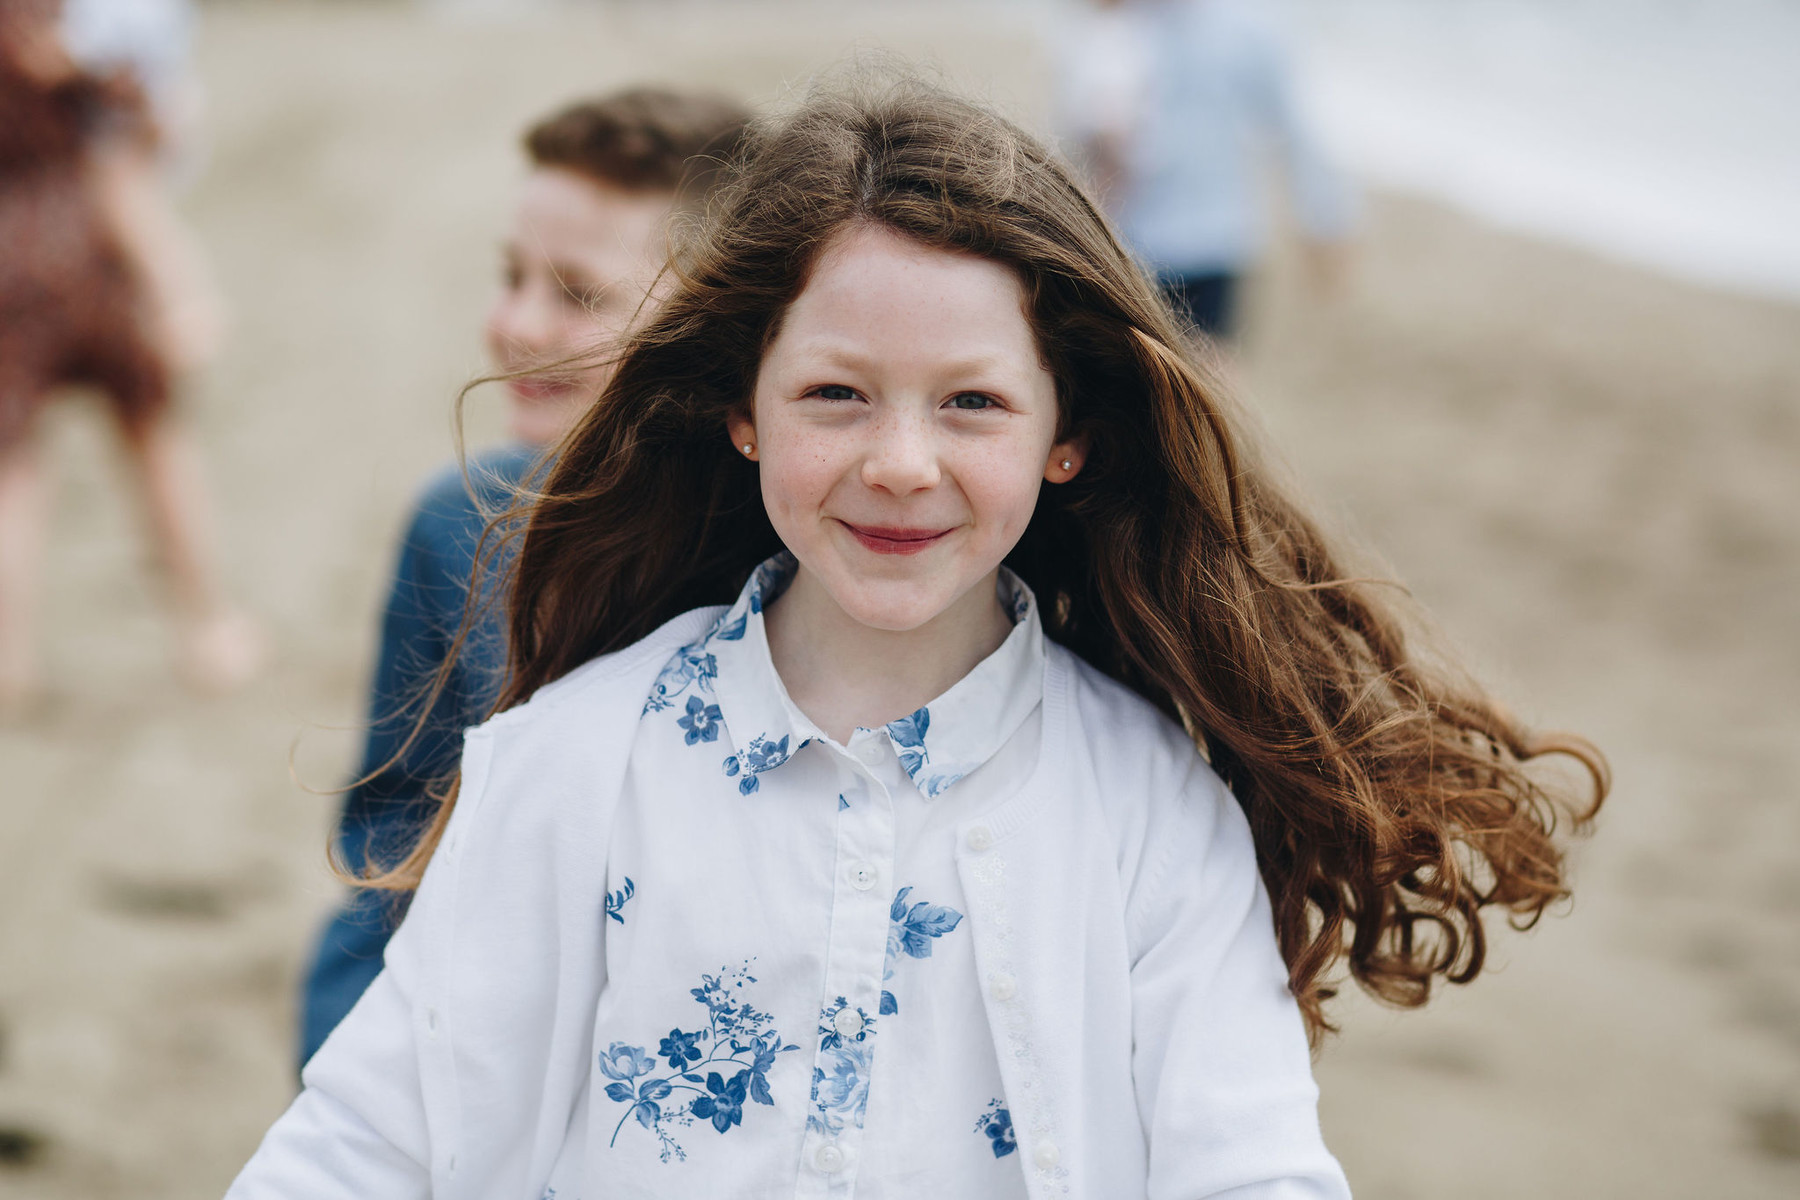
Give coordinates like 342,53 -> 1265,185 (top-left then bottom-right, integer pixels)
1033,1140 -> 1060,1170
832,1007 -> 865,1038
965,825 -> 994,853
988,973 -> 1018,1002
814,1142 -> 846,1173
857,740 -> 885,766
848,862 -> 878,891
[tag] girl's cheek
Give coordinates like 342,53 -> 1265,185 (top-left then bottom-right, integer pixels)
763,457 -> 827,515
956,435 -> 1048,514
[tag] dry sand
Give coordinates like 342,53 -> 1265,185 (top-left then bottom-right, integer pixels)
1,2 -> 1796,1196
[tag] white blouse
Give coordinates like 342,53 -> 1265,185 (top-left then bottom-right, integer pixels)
227,578 -> 1349,1200
544,554 -> 1041,1196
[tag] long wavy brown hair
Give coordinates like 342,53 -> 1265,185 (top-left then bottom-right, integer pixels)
370,75 -> 1606,1042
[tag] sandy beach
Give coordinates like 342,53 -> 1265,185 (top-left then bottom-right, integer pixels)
1,3 -> 1796,1196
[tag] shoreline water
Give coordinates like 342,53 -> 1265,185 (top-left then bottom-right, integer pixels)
1278,0 -> 1800,302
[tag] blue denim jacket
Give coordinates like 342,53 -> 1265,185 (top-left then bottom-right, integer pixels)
298,442 -> 538,1067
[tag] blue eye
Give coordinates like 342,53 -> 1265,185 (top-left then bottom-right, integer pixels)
812,384 -> 859,401
947,392 -> 996,411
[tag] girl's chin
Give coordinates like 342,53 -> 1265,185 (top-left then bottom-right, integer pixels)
812,572 -> 969,635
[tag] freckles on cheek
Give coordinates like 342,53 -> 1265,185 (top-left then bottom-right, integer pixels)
961,444 -> 1046,531
760,448 -> 831,529
770,434 -> 839,496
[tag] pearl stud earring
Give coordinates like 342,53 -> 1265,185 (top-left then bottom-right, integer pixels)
1059,458 -> 1072,470
743,443 -> 754,455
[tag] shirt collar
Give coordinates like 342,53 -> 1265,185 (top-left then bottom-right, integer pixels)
706,552 -> 1046,799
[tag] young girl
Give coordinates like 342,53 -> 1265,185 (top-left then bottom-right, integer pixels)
229,78 -> 1605,1198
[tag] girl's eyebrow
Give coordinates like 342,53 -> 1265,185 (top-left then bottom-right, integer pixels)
792,340 -> 1024,379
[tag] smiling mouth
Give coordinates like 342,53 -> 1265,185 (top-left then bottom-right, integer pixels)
839,521 -> 954,555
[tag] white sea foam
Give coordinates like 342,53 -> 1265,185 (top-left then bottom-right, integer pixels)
1277,0 -> 1800,300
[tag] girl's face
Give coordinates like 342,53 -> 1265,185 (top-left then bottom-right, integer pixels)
484,168 -> 670,446
729,224 -> 1085,633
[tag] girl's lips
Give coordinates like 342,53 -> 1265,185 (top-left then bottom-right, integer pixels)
840,521 -> 953,555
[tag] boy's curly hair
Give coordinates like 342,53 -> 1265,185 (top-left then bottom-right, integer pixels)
523,86 -> 750,200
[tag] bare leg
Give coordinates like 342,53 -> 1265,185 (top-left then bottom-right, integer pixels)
90,142 -> 226,374
0,435 -> 51,716
117,413 -> 265,691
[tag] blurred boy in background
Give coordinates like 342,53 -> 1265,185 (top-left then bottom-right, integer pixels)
298,87 -> 751,1067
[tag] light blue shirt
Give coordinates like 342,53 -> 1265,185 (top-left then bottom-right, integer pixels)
543,553 -> 1045,1195
1057,0 -> 1355,274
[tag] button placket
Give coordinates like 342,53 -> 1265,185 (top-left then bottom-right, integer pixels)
796,751 -> 896,1199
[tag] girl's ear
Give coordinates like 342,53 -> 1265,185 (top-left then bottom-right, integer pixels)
726,411 -> 759,462
1044,433 -> 1090,484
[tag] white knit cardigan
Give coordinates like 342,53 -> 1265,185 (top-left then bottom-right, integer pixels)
228,608 -> 1349,1200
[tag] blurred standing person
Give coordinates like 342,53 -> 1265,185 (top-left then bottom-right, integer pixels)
0,0 -> 255,718
297,87 -> 752,1069
1055,0 -> 1355,339
62,0 -> 224,368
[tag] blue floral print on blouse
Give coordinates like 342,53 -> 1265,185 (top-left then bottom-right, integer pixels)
886,706 -> 965,798
639,557 -> 794,722
642,643 -> 719,715
678,695 -> 723,744
721,733 -> 794,795
599,961 -> 800,1163
879,886 -> 963,1015
975,1099 -> 1016,1158
808,996 -> 878,1136
605,877 -> 635,925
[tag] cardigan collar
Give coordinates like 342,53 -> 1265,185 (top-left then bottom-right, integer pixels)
704,552 -> 1046,799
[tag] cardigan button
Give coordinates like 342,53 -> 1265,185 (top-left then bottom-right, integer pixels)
965,825 -> 994,852
989,972 -> 1018,1002
814,1141 -> 846,1173
1033,1140 -> 1060,1169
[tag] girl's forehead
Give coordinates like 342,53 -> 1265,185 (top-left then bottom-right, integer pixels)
779,225 -> 1034,353
807,224 -> 1020,294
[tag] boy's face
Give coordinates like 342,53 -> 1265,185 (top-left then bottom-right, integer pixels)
730,224 -> 1087,635
484,167 -> 671,446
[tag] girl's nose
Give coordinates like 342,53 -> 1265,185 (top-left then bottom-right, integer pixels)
860,413 -> 941,494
